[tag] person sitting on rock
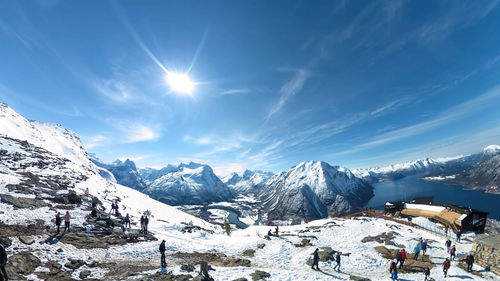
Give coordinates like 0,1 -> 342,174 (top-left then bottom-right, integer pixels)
106,217 -> 115,228
0,243 -> 8,281
63,211 -> 71,232
267,229 -> 273,237
197,260 -> 215,281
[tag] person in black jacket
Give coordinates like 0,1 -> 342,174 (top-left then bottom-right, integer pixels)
159,240 -> 166,268
311,248 -> 320,270
333,251 -> 341,272
55,212 -> 62,234
0,243 -> 8,281
465,253 -> 474,272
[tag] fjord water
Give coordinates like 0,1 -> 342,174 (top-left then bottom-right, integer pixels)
366,174 -> 500,220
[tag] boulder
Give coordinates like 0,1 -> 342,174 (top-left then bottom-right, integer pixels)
180,264 -> 195,272
306,247 -> 335,266
242,249 -> 256,257
19,235 -> 36,245
0,194 -> 49,209
257,244 -> 265,249
64,259 -> 85,269
250,270 -> 271,280
79,269 -> 92,279
6,251 -> 42,279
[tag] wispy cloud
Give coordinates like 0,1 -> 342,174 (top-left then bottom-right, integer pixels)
83,135 -> 108,149
221,88 -> 252,95
124,124 -> 159,143
266,68 -> 310,121
183,135 -> 214,145
342,85 -> 500,153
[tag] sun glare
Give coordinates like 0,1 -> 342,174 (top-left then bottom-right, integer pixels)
165,72 -> 195,95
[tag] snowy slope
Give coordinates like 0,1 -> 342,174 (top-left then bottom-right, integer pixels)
0,102 -> 91,166
142,162 -> 234,205
260,161 -> 373,224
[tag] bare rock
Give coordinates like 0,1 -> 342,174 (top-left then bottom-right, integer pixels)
250,270 -> 271,280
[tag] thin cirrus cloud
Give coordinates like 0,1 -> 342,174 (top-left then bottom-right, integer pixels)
342,84 -> 500,154
266,68 -> 310,121
220,88 -> 252,95
83,135 -> 108,149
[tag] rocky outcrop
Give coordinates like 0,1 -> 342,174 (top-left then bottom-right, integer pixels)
471,234 -> 500,275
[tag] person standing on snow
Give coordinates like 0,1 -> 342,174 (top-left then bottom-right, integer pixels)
159,240 -> 166,270
55,212 -> 62,234
424,267 -> 430,281
442,258 -> 451,277
396,250 -> 403,268
123,213 -> 131,228
389,260 -> 396,275
275,226 -> 279,237
445,239 -> 451,253
311,248 -> 320,270
465,253 -> 474,272
421,240 -> 428,255
140,216 -> 145,233
0,243 -> 8,281
456,231 -> 461,243
400,249 -> 406,268
391,268 -> 398,281
63,211 -> 71,232
413,244 -> 420,260
144,216 -> 149,233
333,251 -> 341,272
450,245 -> 456,261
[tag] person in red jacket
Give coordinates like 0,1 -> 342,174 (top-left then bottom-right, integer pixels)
442,258 -> 451,277
450,245 -> 456,261
399,249 -> 407,269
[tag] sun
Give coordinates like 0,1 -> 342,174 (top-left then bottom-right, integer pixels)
165,72 -> 195,95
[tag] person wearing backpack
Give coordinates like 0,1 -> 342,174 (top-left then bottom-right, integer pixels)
442,258 -> 451,277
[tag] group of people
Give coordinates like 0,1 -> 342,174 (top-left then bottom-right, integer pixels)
140,215 -> 150,233
110,201 -> 120,216
54,211 -> 71,234
389,236 -> 475,280
311,248 -> 341,272
267,226 -> 279,238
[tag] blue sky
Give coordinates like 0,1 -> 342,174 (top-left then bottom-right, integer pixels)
1,0 -> 500,176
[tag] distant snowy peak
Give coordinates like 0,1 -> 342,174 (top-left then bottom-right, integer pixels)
92,158 -> 146,191
260,161 -> 373,224
354,144 -> 500,183
142,162 -> 234,205
0,103 -> 91,166
224,169 -> 274,194
482,144 -> 500,155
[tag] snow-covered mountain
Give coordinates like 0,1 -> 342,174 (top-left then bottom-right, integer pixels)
0,103 -> 91,166
223,169 -> 274,195
259,161 -> 373,224
92,158 -> 146,191
142,162 -> 234,205
353,145 -> 500,193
